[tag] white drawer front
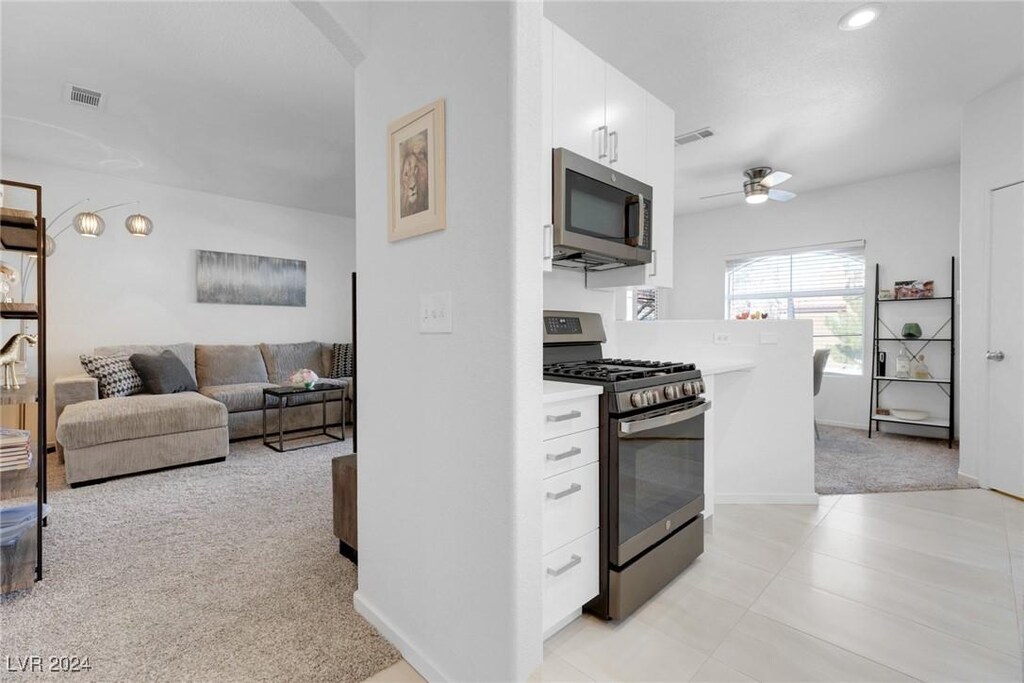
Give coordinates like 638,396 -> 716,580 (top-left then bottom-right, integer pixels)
543,461 -> 599,554
542,428 -> 598,479
542,529 -> 599,635
543,396 -> 599,441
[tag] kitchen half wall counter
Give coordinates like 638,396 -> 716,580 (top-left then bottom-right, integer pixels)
612,320 -> 817,515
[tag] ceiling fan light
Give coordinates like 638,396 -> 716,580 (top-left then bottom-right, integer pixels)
125,213 -> 153,237
838,3 -> 883,31
745,193 -> 769,205
73,211 -> 105,237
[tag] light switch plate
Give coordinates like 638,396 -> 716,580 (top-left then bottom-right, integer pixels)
713,332 -> 731,345
419,291 -> 452,334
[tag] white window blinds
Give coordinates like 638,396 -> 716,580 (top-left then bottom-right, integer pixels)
726,240 -> 866,374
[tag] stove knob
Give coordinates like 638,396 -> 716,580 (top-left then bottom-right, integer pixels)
663,385 -> 676,400
647,390 -> 658,405
696,380 -> 705,394
630,392 -> 643,408
683,382 -> 694,396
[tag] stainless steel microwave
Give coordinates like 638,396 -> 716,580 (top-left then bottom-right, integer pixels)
552,147 -> 653,269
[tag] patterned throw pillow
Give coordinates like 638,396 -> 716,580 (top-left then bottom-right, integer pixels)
80,354 -> 144,398
329,343 -> 354,379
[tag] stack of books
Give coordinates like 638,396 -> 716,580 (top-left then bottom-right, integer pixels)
0,428 -> 32,472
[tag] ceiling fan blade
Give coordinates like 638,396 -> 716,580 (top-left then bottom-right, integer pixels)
760,171 -> 792,188
768,188 -> 797,202
699,190 -> 744,200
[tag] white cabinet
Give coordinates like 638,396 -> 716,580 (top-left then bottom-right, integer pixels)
541,19 -> 554,273
643,94 -> 675,289
544,20 -> 676,289
541,382 -> 601,639
604,64 -> 647,180
551,24 -> 606,163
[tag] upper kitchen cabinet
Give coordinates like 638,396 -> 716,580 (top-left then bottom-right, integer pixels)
604,65 -> 647,181
551,24 -> 606,164
644,94 -> 675,289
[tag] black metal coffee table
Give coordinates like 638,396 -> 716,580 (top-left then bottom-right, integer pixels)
262,381 -> 349,452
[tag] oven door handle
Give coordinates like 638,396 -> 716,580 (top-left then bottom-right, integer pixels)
618,401 -> 712,435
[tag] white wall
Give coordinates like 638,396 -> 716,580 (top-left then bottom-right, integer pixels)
669,164 -> 961,433
959,75 -> 1024,481
614,320 -> 816,505
352,3 -> 543,681
0,158 -> 354,441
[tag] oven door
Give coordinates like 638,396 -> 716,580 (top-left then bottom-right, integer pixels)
610,400 -> 709,566
553,148 -> 652,266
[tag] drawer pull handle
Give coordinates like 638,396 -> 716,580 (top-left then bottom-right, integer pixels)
547,554 -> 582,577
546,483 -> 582,500
547,410 -> 582,423
546,446 -> 581,461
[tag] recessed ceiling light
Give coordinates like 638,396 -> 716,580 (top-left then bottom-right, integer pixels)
838,3 -> 883,31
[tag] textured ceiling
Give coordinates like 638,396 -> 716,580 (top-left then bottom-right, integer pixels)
1,1 -> 355,216
545,1 -> 1024,215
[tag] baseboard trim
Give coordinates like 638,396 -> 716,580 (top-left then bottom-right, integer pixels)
816,419 -> 867,430
716,493 -> 820,505
354,589 -> 448,682
957,472 -> 979,486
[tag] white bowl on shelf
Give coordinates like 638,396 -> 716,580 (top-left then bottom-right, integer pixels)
890,409 -> 929,421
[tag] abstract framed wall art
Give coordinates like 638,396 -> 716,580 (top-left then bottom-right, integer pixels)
387,98 -> 446,242
196,250 -> 306,307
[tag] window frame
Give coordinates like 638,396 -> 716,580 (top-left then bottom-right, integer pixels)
725,240 -> 866,376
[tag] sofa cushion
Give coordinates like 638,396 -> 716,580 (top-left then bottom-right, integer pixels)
95,343 -> 196,383
200,383 -> 279,413
130,350 -> 199,394
260,342 -> 326,384
196,345 -> 268,387
79,354 -> 143,398
56,393 -> 227,450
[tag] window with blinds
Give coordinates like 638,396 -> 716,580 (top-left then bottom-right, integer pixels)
626,288 -> 659,321
726,241 -> 866,374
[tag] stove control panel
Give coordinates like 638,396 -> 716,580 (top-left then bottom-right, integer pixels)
625,379 -> 704,411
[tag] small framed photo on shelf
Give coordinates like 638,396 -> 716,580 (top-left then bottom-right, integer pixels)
894,279 -> 934,299
387,98 -> 447,242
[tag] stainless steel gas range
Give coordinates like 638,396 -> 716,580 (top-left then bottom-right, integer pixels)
543,310 -> 708,620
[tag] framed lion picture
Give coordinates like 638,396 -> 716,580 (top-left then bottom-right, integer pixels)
387,98 -> 447,241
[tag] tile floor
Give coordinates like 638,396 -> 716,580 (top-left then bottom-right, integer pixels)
368,489 -> 1024,682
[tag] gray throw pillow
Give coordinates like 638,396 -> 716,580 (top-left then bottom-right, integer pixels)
129,350 -> 199,394
80,354 -> 143,399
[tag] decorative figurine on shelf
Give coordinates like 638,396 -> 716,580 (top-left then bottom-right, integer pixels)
0,262 -> 18,304
901,322 -> 923,339
0,333 -> 36,390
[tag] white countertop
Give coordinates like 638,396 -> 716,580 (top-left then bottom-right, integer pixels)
699,361 -> 757,376
543,380 -> 603,403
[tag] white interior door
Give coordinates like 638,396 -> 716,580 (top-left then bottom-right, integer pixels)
984,182 -> 1024,497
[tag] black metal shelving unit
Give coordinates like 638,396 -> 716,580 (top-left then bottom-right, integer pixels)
1,179 -> 47,591
868,257 -> 955,448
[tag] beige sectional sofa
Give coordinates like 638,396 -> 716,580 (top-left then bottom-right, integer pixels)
55,341 -> 351,486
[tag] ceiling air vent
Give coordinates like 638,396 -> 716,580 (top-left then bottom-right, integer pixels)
674,127 -> 715,146
64,84 -> 103,109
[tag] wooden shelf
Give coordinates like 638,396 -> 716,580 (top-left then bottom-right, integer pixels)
0,381 -> 38,405
1,178 -> 47,590
872,414 -> 950,428
873,376 -> 950,384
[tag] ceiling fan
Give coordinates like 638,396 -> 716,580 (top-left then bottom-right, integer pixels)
700,167 -> 797,205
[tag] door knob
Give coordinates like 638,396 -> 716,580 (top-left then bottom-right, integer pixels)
986,350 -> 1005,361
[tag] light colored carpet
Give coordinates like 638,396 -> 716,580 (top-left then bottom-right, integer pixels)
816,425 -> 977,495
0,435 -> 400,682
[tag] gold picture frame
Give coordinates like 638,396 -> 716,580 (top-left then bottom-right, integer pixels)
387,98 -> 446,242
